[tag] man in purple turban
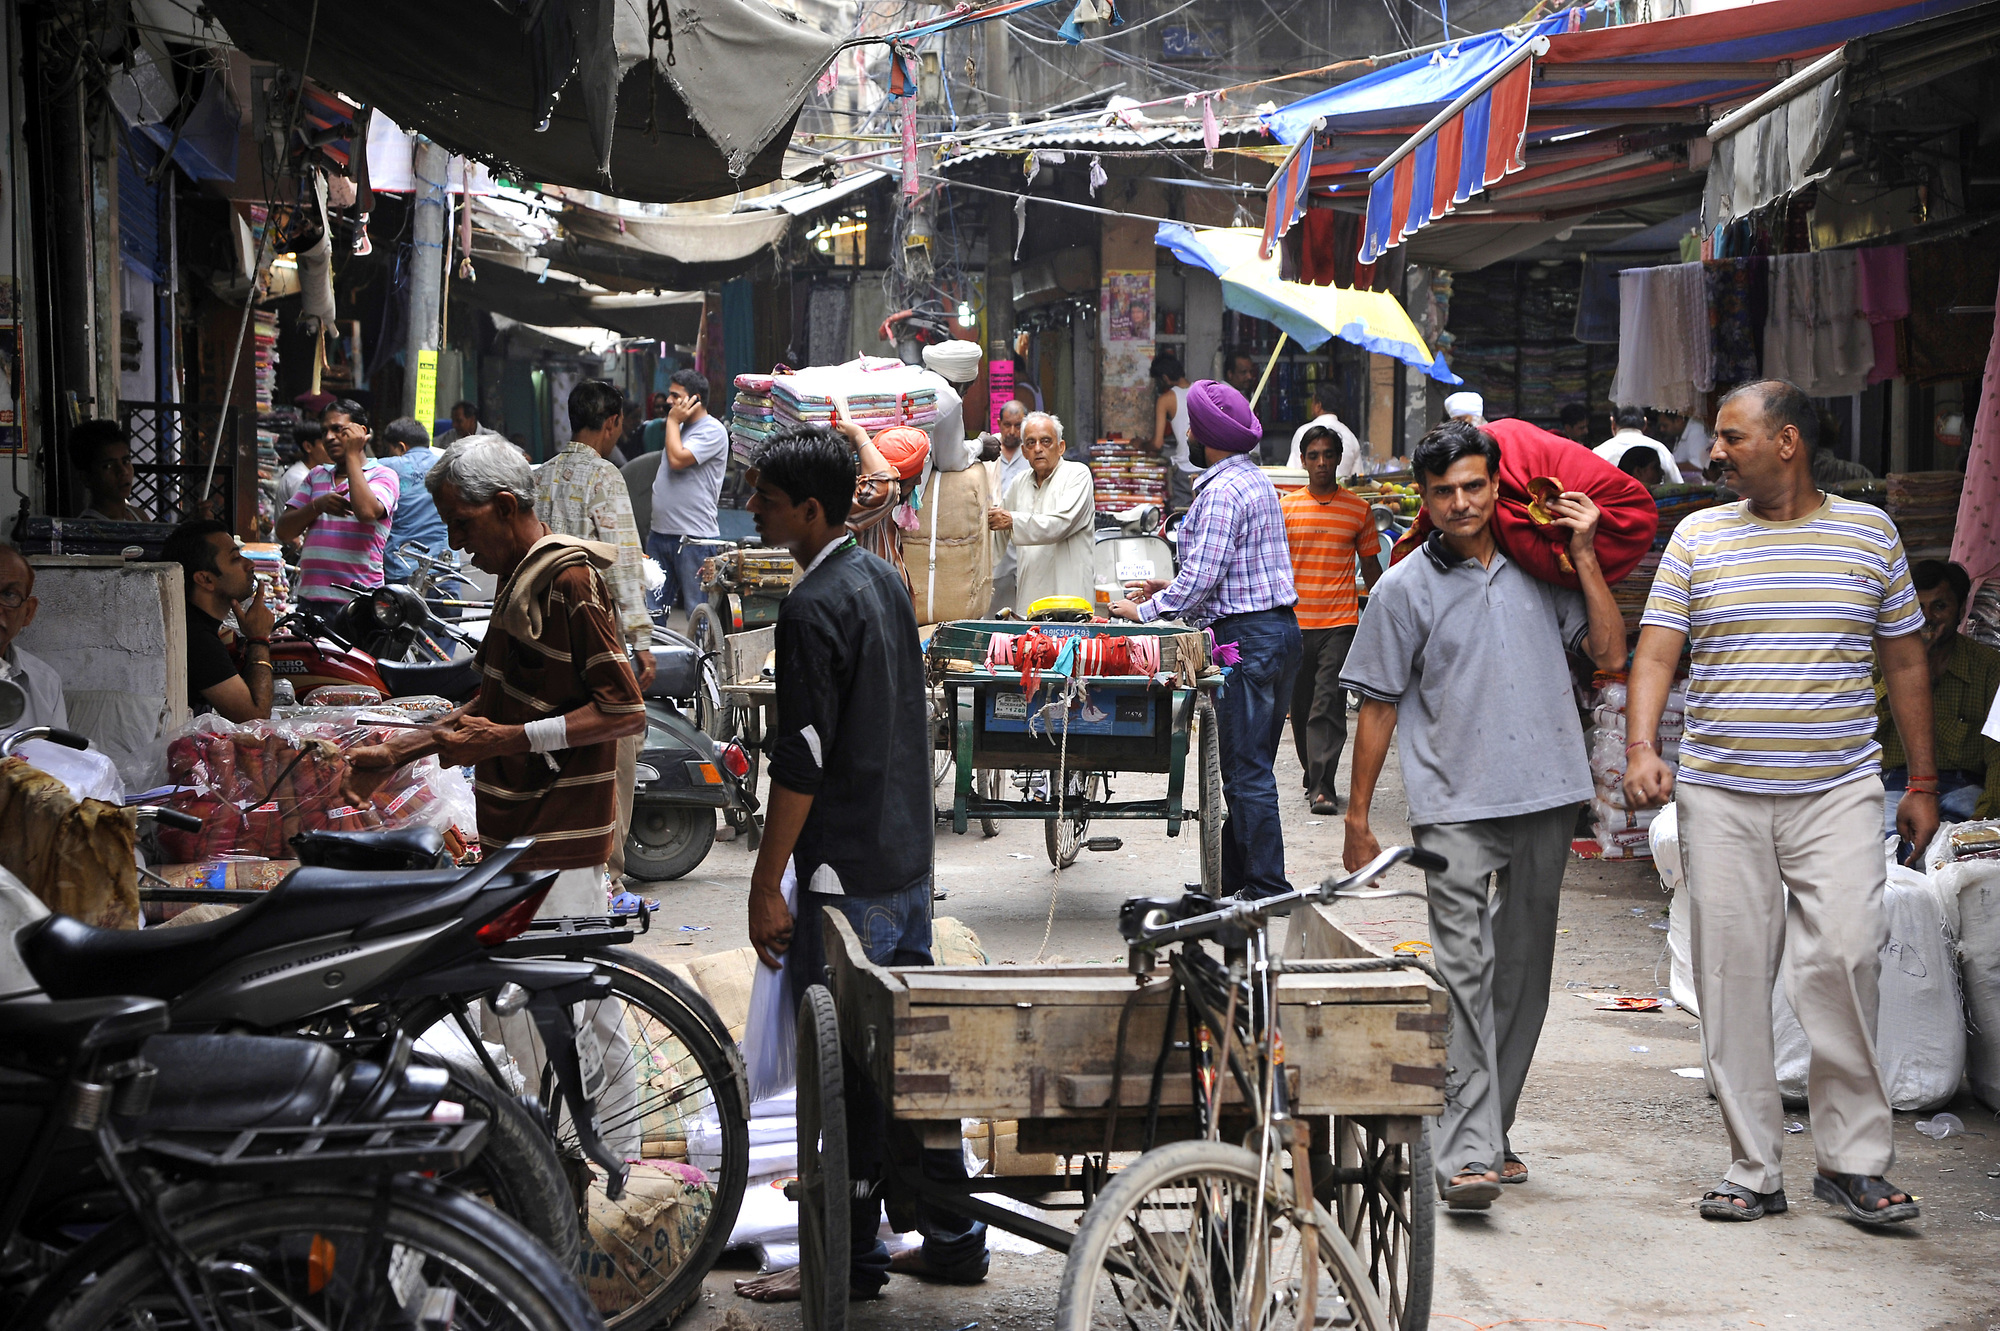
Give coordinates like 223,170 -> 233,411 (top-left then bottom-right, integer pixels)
1110,380 -> 1303,898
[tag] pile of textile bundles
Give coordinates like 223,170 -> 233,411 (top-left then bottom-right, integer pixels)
728,373 -> 778,463
1885,471 -> 1962,557
727,356 -> 942,459
1090,435 -> 1167,510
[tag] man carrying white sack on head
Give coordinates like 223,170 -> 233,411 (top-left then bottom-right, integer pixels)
914,339 -> 982,473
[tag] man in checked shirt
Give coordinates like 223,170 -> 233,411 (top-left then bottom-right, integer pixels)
1111,379 -> 1302,899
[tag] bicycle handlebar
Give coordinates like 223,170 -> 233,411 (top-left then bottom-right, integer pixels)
1121,844 -> 1447,951
1,726 -> 91,758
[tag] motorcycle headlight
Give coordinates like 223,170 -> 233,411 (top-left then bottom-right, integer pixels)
371,590 -> 399,627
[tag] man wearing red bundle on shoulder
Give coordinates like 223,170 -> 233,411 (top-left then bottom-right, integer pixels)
1340,418 -> 1626,1211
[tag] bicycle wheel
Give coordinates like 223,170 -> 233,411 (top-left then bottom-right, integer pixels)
796,983 -> 849,1331
1045,770 -> 1103,869
1194,695 -> 1223,895
40,1176 -> 601,1331
419,1051 -> 582,1270
1317,1120 -> 1432,1331
1056,1139 -> 1388,1331
404,948 -> 748,1329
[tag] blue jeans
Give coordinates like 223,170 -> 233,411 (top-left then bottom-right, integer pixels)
789,875 -> 988,1292
1211,607 -> 1303,897
646,532 -> 711,614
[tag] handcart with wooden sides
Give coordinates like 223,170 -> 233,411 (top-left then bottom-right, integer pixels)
791,846 -> 1452,1331
925,619 -> 1227,885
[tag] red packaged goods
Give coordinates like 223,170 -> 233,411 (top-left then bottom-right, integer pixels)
158,714 -> 477,861
1389,417 -> 1658,589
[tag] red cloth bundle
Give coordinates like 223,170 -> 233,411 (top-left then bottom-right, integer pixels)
1389,418 -> 1658,589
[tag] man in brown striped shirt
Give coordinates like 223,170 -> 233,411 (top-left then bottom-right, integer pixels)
348,436 -> 646,914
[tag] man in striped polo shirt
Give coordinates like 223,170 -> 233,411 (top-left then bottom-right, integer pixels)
1625,380 -> 1933,1228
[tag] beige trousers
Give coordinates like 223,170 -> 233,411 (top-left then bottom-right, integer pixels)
606,731 -> 642,880
1677,774 -> 1894,1193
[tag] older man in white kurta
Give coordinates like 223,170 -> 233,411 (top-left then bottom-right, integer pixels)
987,412 -> 1095,614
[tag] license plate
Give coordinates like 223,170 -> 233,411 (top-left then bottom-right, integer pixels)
992,692 -> 1028,720
1116,559 -> 1156,581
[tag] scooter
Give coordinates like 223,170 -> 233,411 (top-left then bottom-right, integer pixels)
1093,502 -> 1179,608
627,643 -> 759,882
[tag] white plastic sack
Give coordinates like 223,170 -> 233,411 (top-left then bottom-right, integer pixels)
1772,866 -> 1964,1111
16,738 -> 124,805
1959,863 -> 2000,1111
744,860 -> 799,1103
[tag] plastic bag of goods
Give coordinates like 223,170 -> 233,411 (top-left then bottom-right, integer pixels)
158,713 -> 476,862
1771,863 -> 1964,1111
1647,804 -> 1699,1015
743,861 -> 799,1102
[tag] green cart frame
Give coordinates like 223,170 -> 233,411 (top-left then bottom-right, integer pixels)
928,619 -> 1226,890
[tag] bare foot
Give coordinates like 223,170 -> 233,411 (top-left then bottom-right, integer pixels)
1501,1159 -> 1527,1182
733,1268 -> 880,1303
734,1269 -> 801,1303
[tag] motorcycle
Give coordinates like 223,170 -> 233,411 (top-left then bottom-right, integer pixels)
627,634 -> 759,881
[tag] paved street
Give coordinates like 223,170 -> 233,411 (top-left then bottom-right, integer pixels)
635,736 -> 2000,1331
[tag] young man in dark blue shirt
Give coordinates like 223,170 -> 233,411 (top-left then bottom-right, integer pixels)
734,425 -> 987,1304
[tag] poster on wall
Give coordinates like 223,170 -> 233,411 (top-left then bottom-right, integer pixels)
1104,270 -> 1154,343
988,358 -> 1015,432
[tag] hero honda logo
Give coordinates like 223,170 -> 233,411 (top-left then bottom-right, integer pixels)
239,943 -> 362,985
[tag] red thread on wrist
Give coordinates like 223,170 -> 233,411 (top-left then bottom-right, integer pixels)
1624,740 -> 1655,754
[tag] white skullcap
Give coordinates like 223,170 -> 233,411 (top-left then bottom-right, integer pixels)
1444,391 -> 1485,420
922,339 -> 983,384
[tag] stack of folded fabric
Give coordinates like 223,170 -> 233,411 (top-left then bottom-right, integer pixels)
1089,435 -> 1167,510
726,357 -> 943,459
1885,471 -> 1962,558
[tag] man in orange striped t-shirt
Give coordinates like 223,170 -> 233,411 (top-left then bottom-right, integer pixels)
1281,424 -> 1383,814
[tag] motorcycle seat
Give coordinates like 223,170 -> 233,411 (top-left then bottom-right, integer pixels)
21,865 -> 472,1003
118,1033 -> 343,1132
294,825 -> 449,871
0,994 -> 169,1067
377,655 -> 481,700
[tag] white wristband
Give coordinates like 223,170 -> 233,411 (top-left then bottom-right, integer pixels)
523,715 -> 569,754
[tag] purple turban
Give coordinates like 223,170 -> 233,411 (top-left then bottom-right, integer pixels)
1185,379 -> 1263,455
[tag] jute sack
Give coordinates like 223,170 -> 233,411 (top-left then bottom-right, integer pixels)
904,464 -> 993,624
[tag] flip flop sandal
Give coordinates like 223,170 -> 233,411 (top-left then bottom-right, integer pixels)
1699,1181 -> 1786,1221
1813,1172 -> 1919,1226
1499,1153 -> 1528,1184
1442,1163 -> 1502,1210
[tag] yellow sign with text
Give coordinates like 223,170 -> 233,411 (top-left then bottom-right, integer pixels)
414,349 -> 439,435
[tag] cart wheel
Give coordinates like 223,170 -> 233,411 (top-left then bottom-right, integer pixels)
1194,695 -> 1223,894
797,984 -> 850,1331
1045,771 -> 1102,869
1316,1118 -> 1434,1331
977,768 -> 1002,839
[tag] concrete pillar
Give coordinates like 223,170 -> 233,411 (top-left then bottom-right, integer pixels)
403,138 -> 449,418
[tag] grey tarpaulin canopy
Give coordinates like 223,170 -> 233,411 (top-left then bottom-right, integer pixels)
204,0 -> 842,202
456,262 -> 704,343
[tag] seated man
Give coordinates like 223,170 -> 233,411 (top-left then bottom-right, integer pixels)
0,543 -> 66,742
72,420 -> 138,522
1617,447 -> 1666,489
1876,559 -> 2000,840
161,519 -> 277,722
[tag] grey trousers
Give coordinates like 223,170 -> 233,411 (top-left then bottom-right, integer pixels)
1412,804 -> 1577,1188
1290,625 -> 1355,800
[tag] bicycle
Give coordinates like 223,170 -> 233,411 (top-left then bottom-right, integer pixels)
1054,845 -> 1452,1331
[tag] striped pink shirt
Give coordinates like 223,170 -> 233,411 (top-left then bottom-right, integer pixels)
285,462 -> 400,603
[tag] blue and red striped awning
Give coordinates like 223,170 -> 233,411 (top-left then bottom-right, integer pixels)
1262,0 -> 1993,262
1259,135 -> 1313,259
1359,49 -> 1536,262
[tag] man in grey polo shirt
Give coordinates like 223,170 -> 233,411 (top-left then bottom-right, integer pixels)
648,368 -> 731,621
1341,419 -> 1626,1210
